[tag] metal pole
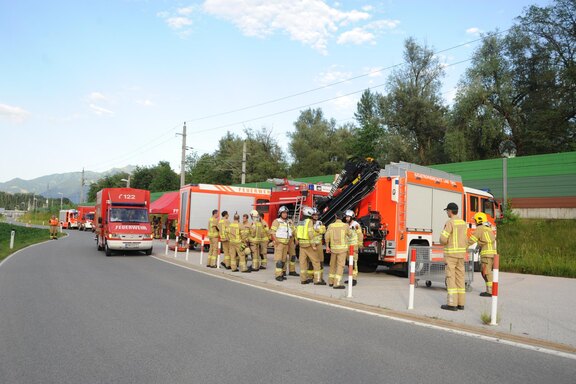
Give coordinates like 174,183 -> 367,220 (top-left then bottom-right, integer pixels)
180,122 -> 187,187
241,141 -> 246,184
502,157 -> 508,213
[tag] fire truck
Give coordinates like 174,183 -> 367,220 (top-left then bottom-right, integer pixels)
94,188 -> 153,256
77,205 -> 95,231
178,184 -> 271,249
314,159 -> 500,273
59,209 -> 79,229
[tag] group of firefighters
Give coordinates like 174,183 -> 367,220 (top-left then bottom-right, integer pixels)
201,200 -> 496,307
204,206 -> 364,289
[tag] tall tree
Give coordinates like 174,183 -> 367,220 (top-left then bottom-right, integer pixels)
380,37 -> 449,165
86,172 -> 130,202
288,108 -> 351,177
351,89 -> 386,159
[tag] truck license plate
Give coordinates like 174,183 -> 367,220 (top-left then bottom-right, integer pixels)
124,242 -> 140,248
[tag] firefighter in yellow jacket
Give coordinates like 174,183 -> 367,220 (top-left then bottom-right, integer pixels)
227,213 -> 251,273
219,211 -> 231,269
206,209 -> 220,268
296,206 -> 322,284
49,215 -> 59,240
249,210 -> 265,271
440,202 -> 468,311
325,211 -> 352,289
344,209 -> 363,286
270,206 -> 292,281
468,212 -> 497,297
311,208 -> 326,285
258,212 -> 269,269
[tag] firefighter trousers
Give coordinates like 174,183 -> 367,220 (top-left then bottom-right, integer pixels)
273,242 -> 289,278
481,256 -> 494,294
250,242 -> 261,270
328,250 -> 347,287
445,255 -> 466,307
259,241 -> 268,267
208,237 -> 219,266
299,245 -> 320,283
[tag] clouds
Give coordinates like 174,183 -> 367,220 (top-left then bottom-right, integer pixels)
466,27 -> 483,36
159,1 -> 399,53
0,103 -> 29,123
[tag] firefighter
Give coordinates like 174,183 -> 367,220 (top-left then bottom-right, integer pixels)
207,209 -> 219,268
344,209 -> 363,286
219,211 -> 231,269
241,214 -> 251,269
468,212 -> 497,297
249,210 -> 264,271
228,213 -> 251,272
311,208 -> 327,285
49,214 -> 59,240
270,206 -> 292,281
325,211 -> 352,289
258,212 -> 269,269
440,202 -> 468,311
296,206 -> 321,284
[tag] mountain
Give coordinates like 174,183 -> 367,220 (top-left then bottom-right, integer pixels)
0,166 -> 136,203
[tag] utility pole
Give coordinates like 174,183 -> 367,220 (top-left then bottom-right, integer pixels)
241,141 -> 247,184
177,122 -> 187,188
80,168 -> 85,204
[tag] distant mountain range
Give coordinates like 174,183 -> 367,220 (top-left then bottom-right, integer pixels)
0,166 -> 136,203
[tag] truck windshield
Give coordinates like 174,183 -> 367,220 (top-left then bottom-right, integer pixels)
86,213 -> 94,220
109,208 -> 149,223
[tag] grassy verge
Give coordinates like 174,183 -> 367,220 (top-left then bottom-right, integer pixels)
0,222 -> 58,262
497,219 -> 576,278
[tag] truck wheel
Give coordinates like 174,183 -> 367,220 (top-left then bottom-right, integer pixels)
105,242 -> 112,256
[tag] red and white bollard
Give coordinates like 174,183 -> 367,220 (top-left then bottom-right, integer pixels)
199,235 -> 205,265
408,248 -> 417,310
216,241 -> 222,269
347,245 -> 354,298
490,254 -> 500,325
174,236 -> 179,258
165,235 -> 169,255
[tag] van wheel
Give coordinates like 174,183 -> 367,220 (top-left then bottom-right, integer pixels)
145,248 -> 152,255
105,242 -> 112,256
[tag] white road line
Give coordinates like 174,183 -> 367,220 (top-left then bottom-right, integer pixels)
152,255 -> 576,361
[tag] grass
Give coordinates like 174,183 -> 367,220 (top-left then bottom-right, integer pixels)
0,222 -> 59,262
497,218 -> 576,278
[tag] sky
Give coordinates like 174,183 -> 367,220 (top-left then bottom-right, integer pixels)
0,0 -> 553,183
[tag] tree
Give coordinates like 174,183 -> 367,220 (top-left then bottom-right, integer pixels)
380,37 -> 449,165
288,108 -> 352,177
86,172 -> 130,202
148,161 -> 179,192
351,90 -> 386,159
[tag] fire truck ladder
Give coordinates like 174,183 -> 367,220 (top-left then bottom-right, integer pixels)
292,195 -> 306,223
317,157 -> 380,226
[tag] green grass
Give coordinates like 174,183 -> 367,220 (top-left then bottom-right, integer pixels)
497,219 -> 576,278
0,222 -> 58,262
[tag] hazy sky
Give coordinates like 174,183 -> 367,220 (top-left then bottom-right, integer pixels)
0,0 -> 551,182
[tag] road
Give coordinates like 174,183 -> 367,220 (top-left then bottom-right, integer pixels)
1,230 -> 574,384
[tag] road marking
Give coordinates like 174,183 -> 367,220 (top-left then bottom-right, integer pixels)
152,255 -> 576,361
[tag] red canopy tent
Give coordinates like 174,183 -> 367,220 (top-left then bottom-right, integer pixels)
149,191 -> 179,220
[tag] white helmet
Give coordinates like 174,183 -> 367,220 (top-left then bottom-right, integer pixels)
250,209 -> 259,218
345,209 -> 355,218
312,207 -> 320,215
278,206 -> 289,216
302,206 -> 314,217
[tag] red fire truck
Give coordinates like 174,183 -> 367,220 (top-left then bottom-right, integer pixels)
77,205 -> 95,231
94,188 -> 153,256
59,209 -> 79,229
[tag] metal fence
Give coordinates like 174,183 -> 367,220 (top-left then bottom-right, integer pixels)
409,245 -> 474,292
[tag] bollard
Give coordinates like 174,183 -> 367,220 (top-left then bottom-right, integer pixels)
408,248 -> 417,310
200,235 -> 205,265
216,241 -> 222,269
490,254 -> 500,325
174,236 -> 179,258
185,237 -> 190,262
347,245 -> 354,298
10,230 -> 15,249
165,235 -> 169,255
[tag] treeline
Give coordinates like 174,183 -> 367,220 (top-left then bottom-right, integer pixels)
88,0 -> 575,197
0,191 -> 71,211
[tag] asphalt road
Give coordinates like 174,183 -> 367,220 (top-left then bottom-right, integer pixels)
1,230 -> 574,384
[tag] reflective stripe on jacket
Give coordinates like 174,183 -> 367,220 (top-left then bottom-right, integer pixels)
270,218 -> 292,244
218,218 -> 230,241
325,220 -> 351,252
208,216 -> 219,238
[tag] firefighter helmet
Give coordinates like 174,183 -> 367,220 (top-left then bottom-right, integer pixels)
312,207 -> 320,215
345,209 -> 355,218
250,209 -> 259,218
302,206 -> 314,217
278,206 -> 289,216
473,212 -> 488,225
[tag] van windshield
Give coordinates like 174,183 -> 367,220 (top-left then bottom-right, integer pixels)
109,208 -> 149,223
